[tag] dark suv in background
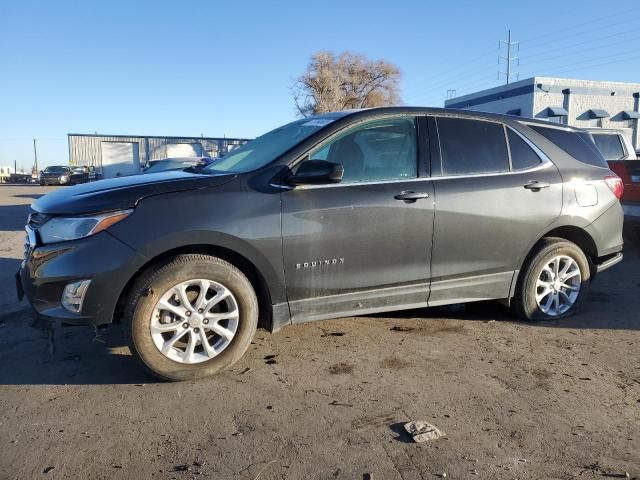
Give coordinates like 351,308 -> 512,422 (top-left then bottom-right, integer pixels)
39,165 -> 92,186
18,107 -> 624,380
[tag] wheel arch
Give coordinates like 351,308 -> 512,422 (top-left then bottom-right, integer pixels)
509,223 -> 598,302
112,243 -> 280,331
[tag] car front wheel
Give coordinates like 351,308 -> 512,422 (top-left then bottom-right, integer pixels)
124,254 -> 258,381
512,238 -> 590,321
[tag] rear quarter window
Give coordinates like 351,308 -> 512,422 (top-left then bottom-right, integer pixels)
529,125 -> 608,168
592,134 -> 625,161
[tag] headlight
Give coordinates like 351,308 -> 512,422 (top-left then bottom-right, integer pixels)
38,209 -> 132,244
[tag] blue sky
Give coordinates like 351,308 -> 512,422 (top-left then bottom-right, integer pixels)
1,0 -> 640,169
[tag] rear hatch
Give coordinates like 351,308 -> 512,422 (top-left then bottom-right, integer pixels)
607,160 -> 640,203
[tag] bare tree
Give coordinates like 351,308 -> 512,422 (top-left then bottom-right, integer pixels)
293,51 -> 401,117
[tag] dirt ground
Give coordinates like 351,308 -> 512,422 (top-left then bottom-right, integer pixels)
0,185 -> 638,480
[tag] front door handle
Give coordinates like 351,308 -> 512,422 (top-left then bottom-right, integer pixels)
523,181 -> 550,191
394,191 -> 430,202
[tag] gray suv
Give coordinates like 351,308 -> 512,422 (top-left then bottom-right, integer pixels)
17,108 -> 624,380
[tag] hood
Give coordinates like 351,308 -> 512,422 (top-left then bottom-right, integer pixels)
33,170 -> 236,215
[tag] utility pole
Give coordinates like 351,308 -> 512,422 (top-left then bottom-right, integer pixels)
33,138 -> 38,173
498,29 -> 519,85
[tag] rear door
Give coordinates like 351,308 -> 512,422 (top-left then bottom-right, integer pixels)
429,116 -> 563,305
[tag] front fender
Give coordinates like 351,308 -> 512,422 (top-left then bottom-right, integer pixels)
108,181 -> 286,304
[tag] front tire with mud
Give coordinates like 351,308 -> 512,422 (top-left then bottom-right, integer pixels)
124,254 -> 258,381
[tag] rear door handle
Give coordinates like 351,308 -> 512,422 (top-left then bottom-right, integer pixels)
523,181 -> 550,191
394,191 -> 430,202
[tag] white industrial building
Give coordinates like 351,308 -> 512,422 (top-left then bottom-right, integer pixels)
444,77 -> 640,149
68,134 -> 251,178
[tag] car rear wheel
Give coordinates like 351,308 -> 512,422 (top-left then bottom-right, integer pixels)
512,238 -> 590,321
124,254 -> 258,381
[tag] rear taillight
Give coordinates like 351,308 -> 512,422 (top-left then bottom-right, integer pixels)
604,175 -> 624,200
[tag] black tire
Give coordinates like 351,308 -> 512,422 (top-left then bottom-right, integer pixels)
512,238 -> 591,321
124,254 -> 258,381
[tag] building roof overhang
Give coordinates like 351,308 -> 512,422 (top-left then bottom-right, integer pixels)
622,110 -> 640,120
547,106 -> 569,117
588,108 -> 610,119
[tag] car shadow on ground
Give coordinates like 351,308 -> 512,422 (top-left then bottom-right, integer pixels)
0,309 -> 156,385
10,193 -> 47,200
3,235 -> 638,386
371,240 -> 640,332
0,204 -> 34,231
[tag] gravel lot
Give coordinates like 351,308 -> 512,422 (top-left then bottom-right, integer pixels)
0,185 -> 638,480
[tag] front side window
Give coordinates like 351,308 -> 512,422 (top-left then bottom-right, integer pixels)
507,129 -> 542,170
592,133 -> 625,161
436,117 -> 509,176
309,117 -> 417,183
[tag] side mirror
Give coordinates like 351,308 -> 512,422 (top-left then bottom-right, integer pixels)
287,159 -> 343,185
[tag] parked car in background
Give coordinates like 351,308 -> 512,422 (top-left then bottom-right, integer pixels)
142,157 -> 213,174
587,128 -> 640,218
19,108 -> 624,381
39,166 -> 72,186
40,165 -> 92,186
70,167 -> 90,184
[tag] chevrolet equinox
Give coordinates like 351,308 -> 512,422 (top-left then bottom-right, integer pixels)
17,108 -> 625,380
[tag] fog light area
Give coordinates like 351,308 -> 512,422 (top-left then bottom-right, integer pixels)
61,279 -> 91,313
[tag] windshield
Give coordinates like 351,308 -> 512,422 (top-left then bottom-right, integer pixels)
44,166 -> 68,173
203,117 -> 335,174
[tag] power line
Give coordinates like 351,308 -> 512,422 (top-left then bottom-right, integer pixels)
408,33 -> 640,105
518,6 -> 640,45
519,47 -> 640,78
519,14 -> 640,53
402,8 -> 640,100
522,30 -> 640,64
537,52 -> 640,77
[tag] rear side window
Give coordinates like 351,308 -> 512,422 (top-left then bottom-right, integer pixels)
592,134 -> 625,161
507,129 -> 542,170
529,125 -> 608,168
436,117 -> 509,175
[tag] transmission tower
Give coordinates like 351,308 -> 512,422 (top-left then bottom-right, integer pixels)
498,29 -> 519,84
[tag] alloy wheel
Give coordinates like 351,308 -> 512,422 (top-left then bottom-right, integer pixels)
535,255 -> 581,316
150,279 -> 239,364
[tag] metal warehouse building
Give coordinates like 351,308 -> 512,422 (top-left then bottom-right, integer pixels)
445,77 -> 640,149
68,134 -> 251,178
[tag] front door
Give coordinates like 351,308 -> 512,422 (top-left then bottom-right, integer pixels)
281,116 -> 435,322
429,116 -> 563,305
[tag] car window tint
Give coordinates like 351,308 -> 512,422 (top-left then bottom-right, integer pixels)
436,117 -> 509,175
529,125 -> 608,168
312,117 -> 417,183
507,129 -> 542,170
592,134 -> 625,161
